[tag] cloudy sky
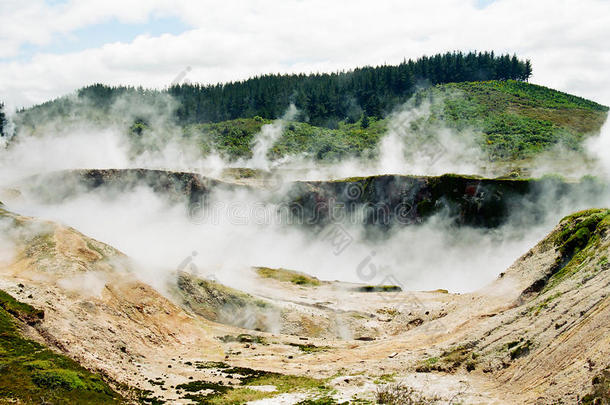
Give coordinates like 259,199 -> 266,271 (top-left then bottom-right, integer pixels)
1,0 -> 609,111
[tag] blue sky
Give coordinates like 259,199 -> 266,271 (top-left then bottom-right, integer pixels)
6,16 -> 190,62
475,0 -> 497,9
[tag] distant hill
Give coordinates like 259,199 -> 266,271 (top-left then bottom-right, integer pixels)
181,80 -> 608,162
9,53 -> 608,164
15,51 -> 531,128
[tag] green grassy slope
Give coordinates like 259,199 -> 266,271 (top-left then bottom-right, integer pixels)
181,80 -> 607,162
184,116 -> 387,160
0,290 -> 124,404
427,80 -> 608,159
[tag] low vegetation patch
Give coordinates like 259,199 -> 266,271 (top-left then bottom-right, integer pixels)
194,360 -> 231,369
415,344 -> 475,373
0,289 -> 44,325
255,266 -> 321,286
296,396 -> 346,404
354,285 -> 402,293
509,339 -> 533,360
528,292 -> 562,315
581,367 -> 610,405
288,342 -> 330,353
545,209 -> 610,292
376,308 -> 400,317
376,383 -> 441,404
177,364 -> 329,404
217,334 -> 267,345
373,374 -> 397,384
521,209 -> 610,298
500,338 -> 535,362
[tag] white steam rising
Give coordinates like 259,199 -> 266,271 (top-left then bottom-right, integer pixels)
9,172 -> 609,295
7,185 -> 539,293
586,117 -> 610,178
379,100 -> 485,176
248,104 -> 297,171
1,92 -> 491,186
0,92 -> 608,298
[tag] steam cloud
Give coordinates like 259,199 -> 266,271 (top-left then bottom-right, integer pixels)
586,118 -> 610,178
247,104 -> 298,171
0,92 -> 608,300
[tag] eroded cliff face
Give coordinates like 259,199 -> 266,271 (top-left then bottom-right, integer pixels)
285,174 -> 584,228
13,169 -> 608,231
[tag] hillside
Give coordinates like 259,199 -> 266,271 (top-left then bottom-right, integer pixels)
426,80 -> 608,159
9,55 -> 607,167
14,51 -> 532,129
180,80 -> 608,163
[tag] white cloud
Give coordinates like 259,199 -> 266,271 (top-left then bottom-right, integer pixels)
0,0 -> 173,56
1,0 -> 610,110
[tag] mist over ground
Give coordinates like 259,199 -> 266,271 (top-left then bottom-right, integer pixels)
1,94 -> 608,294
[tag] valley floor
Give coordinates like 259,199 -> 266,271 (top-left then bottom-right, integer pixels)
0,182 -> 608,404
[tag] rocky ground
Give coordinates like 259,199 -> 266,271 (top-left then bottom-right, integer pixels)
0,173 -> 608,404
